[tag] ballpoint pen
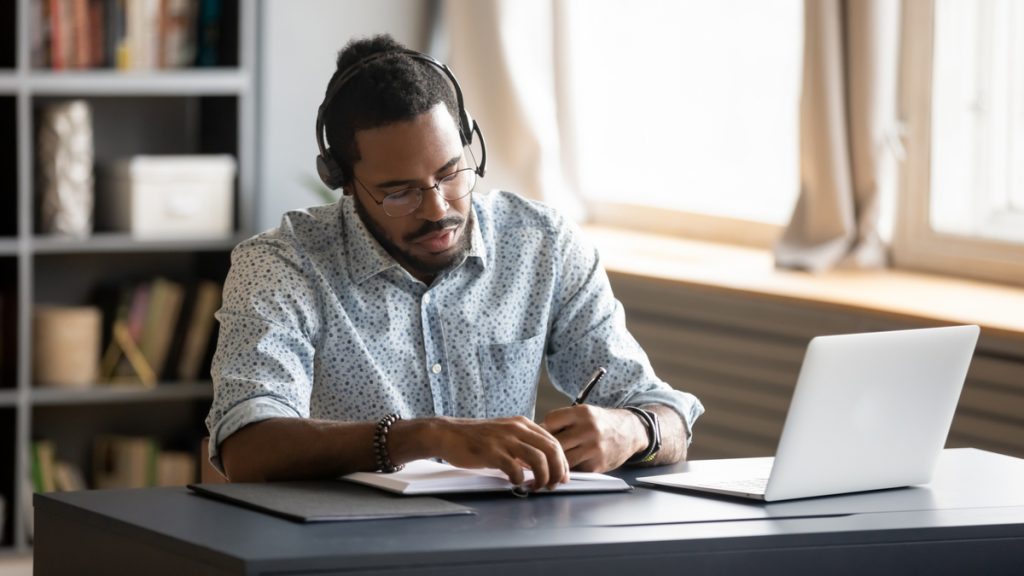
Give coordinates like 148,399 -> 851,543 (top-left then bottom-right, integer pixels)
572,367 -> 607,406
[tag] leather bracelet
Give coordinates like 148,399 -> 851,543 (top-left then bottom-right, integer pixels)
373,413 -> 404,473
623,406 -> 661,465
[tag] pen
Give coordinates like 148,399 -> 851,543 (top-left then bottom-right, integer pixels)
572,367 -> 607,406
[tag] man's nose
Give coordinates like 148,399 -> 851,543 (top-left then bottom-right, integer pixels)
416,186 -> 449,221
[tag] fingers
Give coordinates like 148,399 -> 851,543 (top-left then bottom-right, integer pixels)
496,455 -> 526,486
509,419 -> 569,490
438,416 -> 569,491
543,406 -> 598,466
543,405 -> 632,473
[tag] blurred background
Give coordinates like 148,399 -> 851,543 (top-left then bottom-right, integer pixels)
1,0 -> 1023,568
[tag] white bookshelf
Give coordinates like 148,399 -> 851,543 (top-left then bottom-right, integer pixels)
0,0 -> 258,552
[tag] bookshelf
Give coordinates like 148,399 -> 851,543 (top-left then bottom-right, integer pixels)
0,0 -> 257,553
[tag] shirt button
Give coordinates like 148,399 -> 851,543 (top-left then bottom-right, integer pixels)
423,293 -> 431,305
431,363 -> 442,374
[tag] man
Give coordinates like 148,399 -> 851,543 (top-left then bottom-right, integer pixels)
206,34 -> 703,491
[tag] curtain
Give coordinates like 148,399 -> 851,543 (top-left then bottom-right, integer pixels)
441,0 -> 584,219
774,0 -> 902,272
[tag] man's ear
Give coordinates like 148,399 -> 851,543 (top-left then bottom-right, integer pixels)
341,185 -> 354,196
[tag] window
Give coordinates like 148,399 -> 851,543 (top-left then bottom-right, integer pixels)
930,0 -> 1024,244
896,0 -> 1024,285
564,0 -> 803,246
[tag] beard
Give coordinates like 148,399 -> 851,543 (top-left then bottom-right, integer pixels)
353,197 -> 473,280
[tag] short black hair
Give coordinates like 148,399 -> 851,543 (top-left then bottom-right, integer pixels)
323,34 -> 461,187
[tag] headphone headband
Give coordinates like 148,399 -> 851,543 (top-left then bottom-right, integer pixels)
315,48 -> 487,190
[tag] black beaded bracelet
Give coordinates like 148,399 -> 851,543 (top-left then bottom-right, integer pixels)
373,413 -> 404,473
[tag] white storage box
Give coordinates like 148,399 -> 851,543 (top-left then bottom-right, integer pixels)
103,155 -> 237,239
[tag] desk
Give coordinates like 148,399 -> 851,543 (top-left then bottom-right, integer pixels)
34,448 -> 1024,575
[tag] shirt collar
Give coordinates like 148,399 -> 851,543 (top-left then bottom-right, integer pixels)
341,196 -> 400,284
341,195 -> 488,285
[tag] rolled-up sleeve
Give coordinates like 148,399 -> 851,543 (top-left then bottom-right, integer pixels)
544,221 -> 705,442
205,233 -> 320,473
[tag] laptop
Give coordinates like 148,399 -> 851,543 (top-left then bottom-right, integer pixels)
637,325 -> 980,502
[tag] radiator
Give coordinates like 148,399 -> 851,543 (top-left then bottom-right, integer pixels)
538,273 -> 1024,460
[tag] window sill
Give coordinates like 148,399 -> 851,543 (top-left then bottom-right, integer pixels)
585,225 -> 1024,341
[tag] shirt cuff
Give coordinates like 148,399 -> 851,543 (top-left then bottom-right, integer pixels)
207,396 -> 302,476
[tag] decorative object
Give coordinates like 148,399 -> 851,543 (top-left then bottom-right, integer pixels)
32,305 -> 101,388
38,100 -> 95,237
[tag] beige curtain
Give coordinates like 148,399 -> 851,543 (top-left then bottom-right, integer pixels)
775,0 -> 902,272
442,0 -> 584,219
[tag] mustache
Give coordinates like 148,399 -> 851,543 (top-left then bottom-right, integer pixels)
405,216 -> 464,242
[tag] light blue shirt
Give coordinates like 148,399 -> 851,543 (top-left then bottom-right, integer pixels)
206,191 -> 703,470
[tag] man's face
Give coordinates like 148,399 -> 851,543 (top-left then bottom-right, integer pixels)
349,103 -> 473,283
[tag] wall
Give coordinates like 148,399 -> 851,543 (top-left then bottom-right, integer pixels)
258,0 -> 433,232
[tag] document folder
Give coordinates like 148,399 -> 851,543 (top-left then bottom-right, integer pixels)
188,480 -> 474,522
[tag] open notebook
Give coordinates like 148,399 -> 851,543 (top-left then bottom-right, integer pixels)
344,459 -> 631,496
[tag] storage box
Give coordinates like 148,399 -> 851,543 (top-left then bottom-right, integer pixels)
102,155 -> 236,239
33,305 -> 102,388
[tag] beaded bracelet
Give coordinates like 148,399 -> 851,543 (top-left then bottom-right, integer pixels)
373,413 -> 404,473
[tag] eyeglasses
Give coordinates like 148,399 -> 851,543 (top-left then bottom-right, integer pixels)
355,166 -> 478,218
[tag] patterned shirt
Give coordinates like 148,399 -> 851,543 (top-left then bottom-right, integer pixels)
206,190 -> 704,470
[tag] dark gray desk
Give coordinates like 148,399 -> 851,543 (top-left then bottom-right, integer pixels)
34,448 -> 1024,575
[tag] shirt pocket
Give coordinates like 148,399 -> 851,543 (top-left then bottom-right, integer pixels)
478,333 -> 547,419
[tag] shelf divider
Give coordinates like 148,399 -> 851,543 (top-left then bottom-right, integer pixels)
31,382 -> 214,406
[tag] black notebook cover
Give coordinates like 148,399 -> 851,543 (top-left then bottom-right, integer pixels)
188,480 -> 475,523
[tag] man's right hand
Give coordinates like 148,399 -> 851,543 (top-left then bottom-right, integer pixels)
421,416 -> 570,491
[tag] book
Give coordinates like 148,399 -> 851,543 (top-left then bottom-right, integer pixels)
344,459 -> 632,496
93,434 -> 158,489
53,461 -> 88,491
176,280 -> 220,381
155,450 -> 196,486
139,277 -> 184,378
31,440 -> 58,493
32,0 -> 209,69
72,0 -> 91,68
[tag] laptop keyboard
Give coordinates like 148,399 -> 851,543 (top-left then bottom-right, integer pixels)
687,476 -> 769,494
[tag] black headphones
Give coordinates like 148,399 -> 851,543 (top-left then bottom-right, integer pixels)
315,48 -> 487,190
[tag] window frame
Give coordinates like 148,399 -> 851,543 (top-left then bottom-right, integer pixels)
894,0 -> 1024,286
587,202 -> 782,250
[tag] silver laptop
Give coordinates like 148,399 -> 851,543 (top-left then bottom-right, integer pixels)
638,325 -> 980,502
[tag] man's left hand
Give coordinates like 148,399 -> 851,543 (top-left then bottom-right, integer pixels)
541,405 -> 646,472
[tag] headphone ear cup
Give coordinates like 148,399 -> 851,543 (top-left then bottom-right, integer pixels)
317,154 -> 344,190
461,108 -> 475,147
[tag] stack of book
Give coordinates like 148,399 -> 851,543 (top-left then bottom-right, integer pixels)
93,435 -> 196,488
29,0 -> 236,70
100,277 -> 221,385
32,437 -> 198,492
